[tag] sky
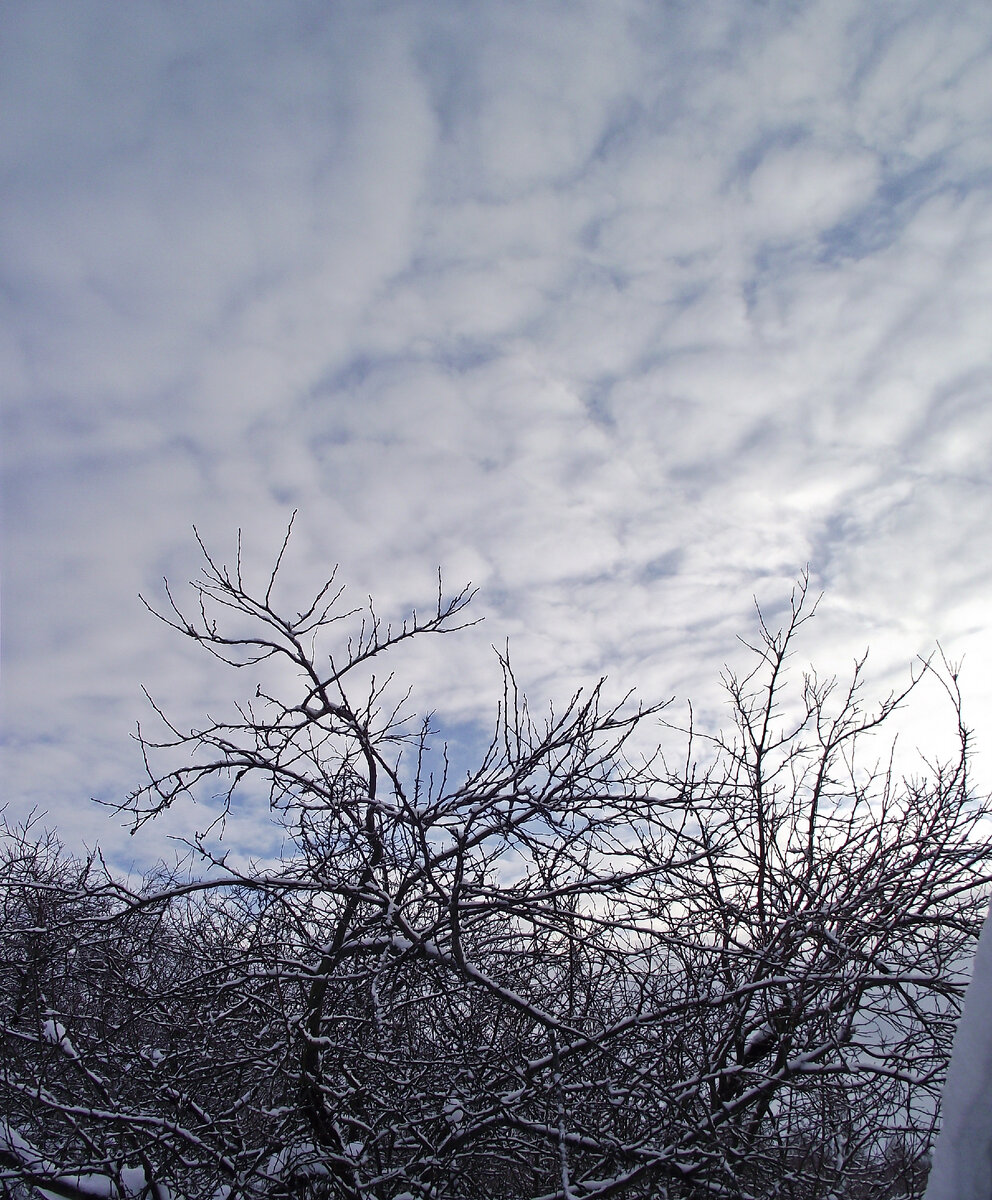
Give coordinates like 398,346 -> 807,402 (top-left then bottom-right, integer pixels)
3,0 -> 992,869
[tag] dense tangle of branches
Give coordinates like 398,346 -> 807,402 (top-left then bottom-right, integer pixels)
2,525 -> 989,1199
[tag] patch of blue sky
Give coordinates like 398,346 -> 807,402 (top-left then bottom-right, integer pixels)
636,550 -> 685,586
805,510 -> 854,579
580,378 -> 619,430
585,95 -> 652,170
817,160 -> 950,265
320,353 -> 394,396
733,123 -> 811,183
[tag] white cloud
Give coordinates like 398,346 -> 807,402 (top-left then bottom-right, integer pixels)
3,0 -> 992,866
744,142 -> 880,238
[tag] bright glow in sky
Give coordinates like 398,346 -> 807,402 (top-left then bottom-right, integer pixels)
3,0 -> 992,867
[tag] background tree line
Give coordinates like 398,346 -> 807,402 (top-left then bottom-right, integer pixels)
2,525 -> 989,1199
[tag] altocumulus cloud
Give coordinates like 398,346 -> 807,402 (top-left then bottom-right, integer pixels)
2,0 -> 992,866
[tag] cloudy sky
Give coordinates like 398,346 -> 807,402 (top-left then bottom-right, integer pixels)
3,0 -> 992,868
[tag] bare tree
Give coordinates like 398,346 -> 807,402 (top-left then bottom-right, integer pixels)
625,584 -> 986,1197
1,526 -> 988,1200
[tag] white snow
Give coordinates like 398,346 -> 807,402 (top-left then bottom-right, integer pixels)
925,896 -> 992,1199
0,1119 -> 175,1199
41,1017 -> 79,1059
